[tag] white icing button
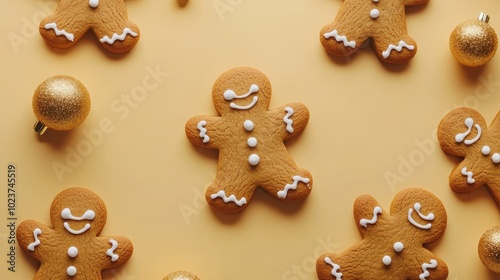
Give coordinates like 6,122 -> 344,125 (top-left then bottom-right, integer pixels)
373,0 -> 379,2
67,266 -> 77,276
247,137 -> 257,148
89,0 -> 99,8
393,242 -> 404,252
244,120 -> 254,131
370,9 -> 380,19
492,153 -> 500,163
382,255 -> 392,266
249,154 -> 260,166
67,246 -> 79,258
482,146 -> 491,155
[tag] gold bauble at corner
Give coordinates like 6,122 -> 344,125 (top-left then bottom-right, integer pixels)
479,226 -> 500,273
450,13 -> 498,67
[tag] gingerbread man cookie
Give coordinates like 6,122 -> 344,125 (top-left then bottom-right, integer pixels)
185,67 -> 312,214
40,0 -> 140,53
438,107 -> 500,205
17,187 -> 133,279
320,0 -> 429,64
316,188 -> 448,280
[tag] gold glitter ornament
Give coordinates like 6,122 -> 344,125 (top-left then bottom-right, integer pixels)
32,75 -> 91,135
164,271 -> 200,280
450,13 -> 498,67
479,226 -> 500,273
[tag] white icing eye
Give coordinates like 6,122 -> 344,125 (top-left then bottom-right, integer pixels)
249,84 -> 259,93
61,208 -> 71,219
224,90 -> 236,100
482,146 -> 491,155
82,210 -> 96,220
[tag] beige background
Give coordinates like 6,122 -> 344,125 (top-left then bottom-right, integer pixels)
1,0 -> 500,279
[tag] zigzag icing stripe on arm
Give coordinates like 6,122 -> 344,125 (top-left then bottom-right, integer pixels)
197,120 -> 209,143
283,107 -> 295,133
45,23 -> 74,41
382,40 -> 415,58
323,30 -> 356,48
419,259 -> 438,280
100,28 -> 138,44
359,206 -> 382,227
461,167 -> 475,184
27,228 -> 42,251
106,239 -> 119,262
210,190 -> 247,206
324,257 -> 342,280
277,176 -> 310,198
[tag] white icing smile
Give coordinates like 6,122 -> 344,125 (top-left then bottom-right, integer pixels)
63,222 -> 91,235
224,84 -> 259,110
61,208 -> 95,235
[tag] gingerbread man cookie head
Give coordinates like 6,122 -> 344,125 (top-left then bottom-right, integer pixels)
389,188 -> 447,243
39,0 -> 140,53
438,107 -> 500,203
212,67 -> 272,116
317,188 -> 448,280
50,187 -> 107,236
320,0 -> 429,64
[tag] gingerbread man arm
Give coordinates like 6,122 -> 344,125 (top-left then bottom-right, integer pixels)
16,220 -> 55,262
412,250 -> 449,280
353,194 -> 384,238
268,102 -> 310,143
185,115 -> 223,150
96,236 -> 134,270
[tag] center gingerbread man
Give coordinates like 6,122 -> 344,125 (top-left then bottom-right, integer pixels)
185,67 -> 313,214
39,0 -> 140,53
16,187 -> 133,279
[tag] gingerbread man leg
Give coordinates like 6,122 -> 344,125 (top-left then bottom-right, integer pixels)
320,19 -> 366,58
205,166 -> 257,214
92,3 -> 140,54
39,5 -> 91,49
372,25 -> 417,64
260,155 -> 312,202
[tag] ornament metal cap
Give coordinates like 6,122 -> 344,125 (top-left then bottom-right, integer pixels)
32,75 -> 91,135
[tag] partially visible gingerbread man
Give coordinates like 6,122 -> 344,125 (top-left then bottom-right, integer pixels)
185,67 -> 312,214
316,188 -> 448,280
40,0 -> 140,53
17,187 -> 133,279
438,107 -> 500,206
320,0 -> 429,64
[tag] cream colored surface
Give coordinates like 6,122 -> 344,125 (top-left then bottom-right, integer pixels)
1,0 -> 500,279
